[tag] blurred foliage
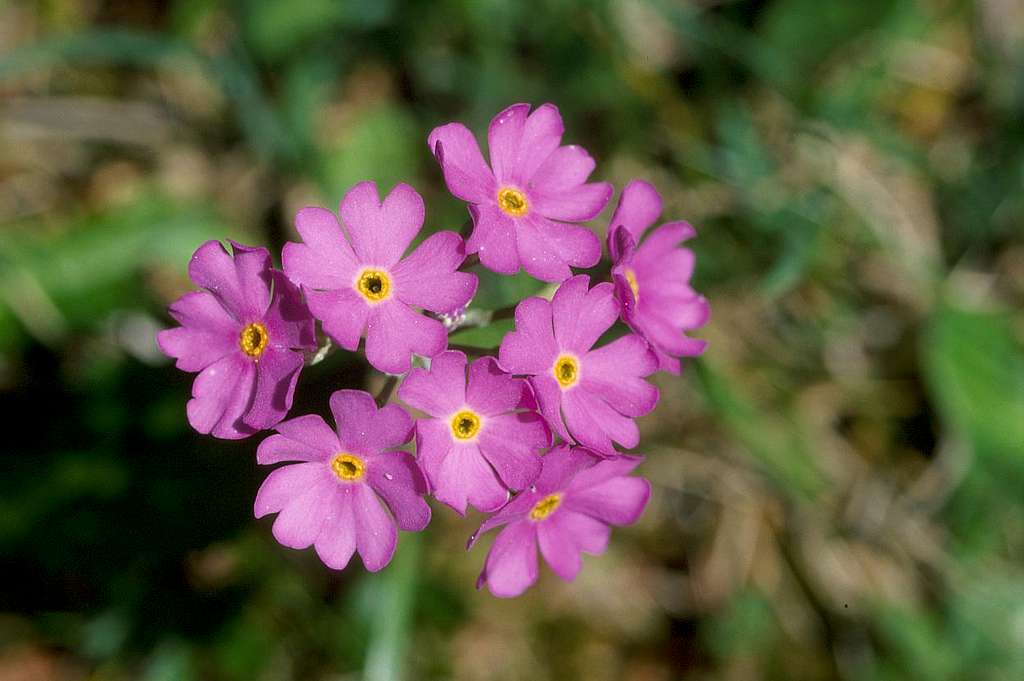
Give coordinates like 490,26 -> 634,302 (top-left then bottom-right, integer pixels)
1,0 -> 1023,680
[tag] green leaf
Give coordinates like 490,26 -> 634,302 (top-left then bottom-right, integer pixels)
694,361 -> 826,500
321,105 -> 419,195
922,301 -> 1024,470
0,195 -> 233,348
472,270 -> 546,310
873,605 -> 960,681
448,319 -> 514,350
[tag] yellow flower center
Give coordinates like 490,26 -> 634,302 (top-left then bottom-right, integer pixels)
553,354 -> 579,388
356,268 -> 392,302
529,493 -> 562,521
497,187 -> 528,217
239,322 -> 269,358
330,453 -> 366,481
625,268 -> 640,302
450,410 -> 482,440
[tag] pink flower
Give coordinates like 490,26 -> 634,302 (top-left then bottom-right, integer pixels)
469,445 -> 650,598
282,181 -> 478,374
608,180 -> 709,374
157,240 -> 316,439
428,103 -> 612,283
498,275 -> 659,456
254,390 -> 430,571
397,351 -> 550,515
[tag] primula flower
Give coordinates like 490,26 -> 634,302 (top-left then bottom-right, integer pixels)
398,350 -> 550,514
608,180 -> 709,374
253,390 -> 430,571
469,445 -> 650,598
428,103 -> 612,283
157,240 -> 316,439
498,275 -> 659,456
283,181 -> 478,374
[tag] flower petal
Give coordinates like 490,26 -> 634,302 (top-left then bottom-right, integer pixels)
271,477 -> 333,549
638,301 -> 704,354
529,144 -> 597,194
487,103 -> 529,184
466,203 -> 519,274
254,461 -> 327,517
634,221 -> 697,264
465,357 -> 530,417
608,224 -> 637,265
330,390 -> 413,457
392,231 -> 477,313
305,286 -> 369,352
244,346 -> 304,430
551,276 -> 617,354
435,443 -> 508,515
479,520 -> 539,598
283,206 -> 360,290
516,213 -> 601,283
428,122 -> 496,203
186,352 -> 257,439
257,414 -> 338,464
537,514 -> 583,580
188,240 -> 271,320
488,103 -> 564,186
365,301 -> 447,374
609,179 -> 663,244
562,388 -> 639,454
340,181 -> 423,267
413,417 -> 452,488
498,297 -> 558,375
397,350 -> 467,417
314,486 -> 357,569
354,484 -> 398,572
565,475 -> 650,526
566,454 -> 644,491
528,374 -> 570,443
477,413 -> 546,491
581,335 -> 659,417
263,271 -> 316,351
506,103 -> 564,185
367,450 -> 431,531
548,509 -> 610,555
158,291 -> 237,372
534,445 -> 597,493
467,491 -> 540,548
531,181 -> 612,223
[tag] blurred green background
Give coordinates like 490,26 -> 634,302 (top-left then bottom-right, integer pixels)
2,0 -> 1023,679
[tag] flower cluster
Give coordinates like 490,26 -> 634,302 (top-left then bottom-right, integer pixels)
158,103 -> 707,597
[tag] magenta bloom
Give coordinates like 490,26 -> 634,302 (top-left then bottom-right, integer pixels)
498,275 -> 659,456
157,241 -> 316,439
253,390 -> 430,571
427,103 -> 612,283
282,181 -> 478,374
398,351 -> 550,515
470,445 -> 650,598
608,180 -> 709,374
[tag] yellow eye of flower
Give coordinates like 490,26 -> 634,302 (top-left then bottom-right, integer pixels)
529,493 -> 562,521
356,269 -> 391,302
239,322 -> 269,358
497,187 -> 528,217
553,355 -> 579,388
625,268 -> 640,301
331,453 -> 366,481
450,410 -> 482,440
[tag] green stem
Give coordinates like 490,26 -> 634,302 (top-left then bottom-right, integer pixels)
374,375 -> 399,407
363,531 -> 420,681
